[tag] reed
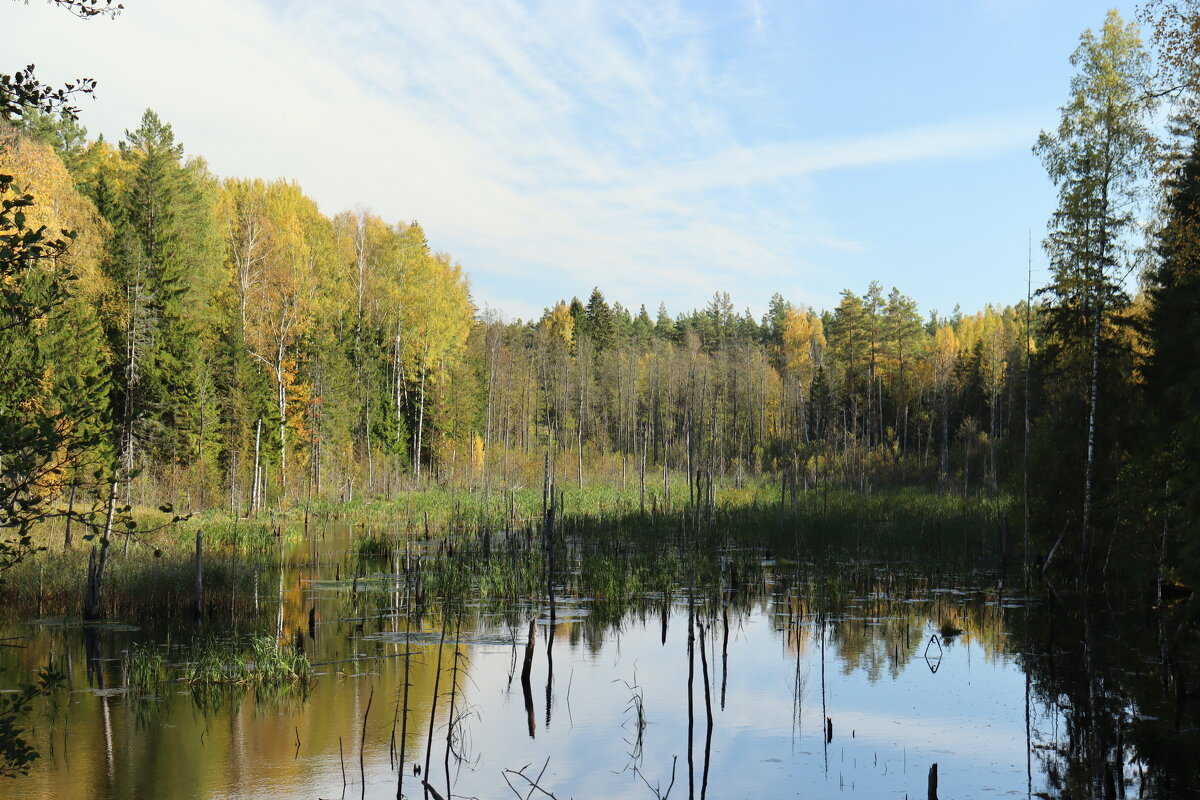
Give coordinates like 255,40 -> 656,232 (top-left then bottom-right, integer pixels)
183,636 -> 311,686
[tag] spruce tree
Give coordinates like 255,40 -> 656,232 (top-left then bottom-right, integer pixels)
114,110 -> 221,476
584,287 -> 615,351
654,302 -> 675,340
1145,126 -> 1200,563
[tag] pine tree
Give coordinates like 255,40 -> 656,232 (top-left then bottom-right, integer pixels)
828,290 -> 869,438
884,288 -> 923,459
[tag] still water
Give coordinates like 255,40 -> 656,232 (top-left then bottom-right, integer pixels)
1,525 -> 1194,799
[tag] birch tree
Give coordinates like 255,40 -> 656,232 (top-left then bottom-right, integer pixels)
1034,10 -> 1153,576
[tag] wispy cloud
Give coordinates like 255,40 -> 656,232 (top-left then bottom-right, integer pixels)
9,0 -> 1038,317
745,0 -> 766,34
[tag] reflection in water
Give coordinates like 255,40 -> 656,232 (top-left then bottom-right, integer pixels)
697,620 -> 713,800
1,524 -> 1197,799
521,617 -> 535,739
1014,577 -> 1200,799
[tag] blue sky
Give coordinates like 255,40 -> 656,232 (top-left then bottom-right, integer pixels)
9,0 -> 1142,321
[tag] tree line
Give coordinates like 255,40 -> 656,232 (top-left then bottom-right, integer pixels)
0,104 -> 1034,512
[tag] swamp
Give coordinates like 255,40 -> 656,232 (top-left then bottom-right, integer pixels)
5,1 -> 1200,798
2,486 -> 1198,799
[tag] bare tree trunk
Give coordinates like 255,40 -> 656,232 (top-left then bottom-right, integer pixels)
198,372 -> 208,508
1025,234 -> 1032,574
365,379 -> 374,494
229,450 -> 238,517
940,397 -> 949,486
1080,284 -> 1102,580
576,354 -> 585,490
64,480 -> 77,550
1081,195 -> 1109,582
640,422 -> 647,515
416,361 -> 427,481
84,480 -> 117,620
251,418 -> 263,514
277,342 -> 288,505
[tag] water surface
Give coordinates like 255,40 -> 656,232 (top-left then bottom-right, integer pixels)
2,524 -> 1194,798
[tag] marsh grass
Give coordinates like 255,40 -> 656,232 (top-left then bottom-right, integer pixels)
352,529 -> 395,559
307,478 -> 695,533
125,642 -> 166,693
4,478 -> 1011,626
335,483 -> 1010,624
201,519 -> 296,552
0,545 -> 276,621
183,636 -> 311,686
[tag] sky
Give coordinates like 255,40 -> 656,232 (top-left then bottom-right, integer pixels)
9,0 -> 1144,322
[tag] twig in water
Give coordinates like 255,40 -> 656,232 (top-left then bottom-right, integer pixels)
614,674 -> 646,771
339,736 -> 347,789
424,607 -> 449,780
636,754 -> 678,799
698,622 -> 714,800
565,666 -> 575,728
502,756 -> 558,799
421,779 -> 447,800
360,685 -> 373,800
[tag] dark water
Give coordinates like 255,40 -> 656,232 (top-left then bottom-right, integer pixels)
1,525 -> 1196,799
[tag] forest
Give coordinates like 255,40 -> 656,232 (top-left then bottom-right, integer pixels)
1,2 -> 1200,798
1,100 -> 1038,539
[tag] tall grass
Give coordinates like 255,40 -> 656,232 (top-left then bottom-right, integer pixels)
3,475 -> 1013,625
0,543 -> 277,621
125,642 -> 166,692
183,636 -> 311,686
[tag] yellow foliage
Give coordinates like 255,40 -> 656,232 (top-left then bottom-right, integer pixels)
242,180 -> 325,366
399,247 -> 475,378
282,357 -> 313,440
470,434 -> 485,472
0,127 -> 114,303
781,306 -> 825,389
542,301 -> 575,346
931,325 -> 959,392
1126,292 -> 1152,384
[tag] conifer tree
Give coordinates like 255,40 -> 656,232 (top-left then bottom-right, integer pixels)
584,287 -> 614,351
113,110 -> 222,476
1145,125 -> 1200,563
654,302 -> 675,340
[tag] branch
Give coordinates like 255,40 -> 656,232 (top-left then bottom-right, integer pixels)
502,757 -> 559,799
43,0 -> 124,19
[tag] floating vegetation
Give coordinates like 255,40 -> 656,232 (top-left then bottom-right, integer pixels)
183,636 -> 312,687
124,642 -> 166,693
352,529 -> 395,559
